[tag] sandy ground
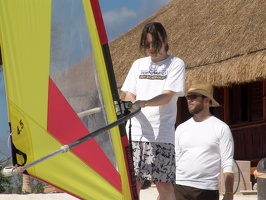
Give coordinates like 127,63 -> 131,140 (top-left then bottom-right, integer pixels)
0,187 -> 258,200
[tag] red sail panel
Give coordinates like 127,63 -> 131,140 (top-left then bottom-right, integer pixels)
47,78 -> 121,191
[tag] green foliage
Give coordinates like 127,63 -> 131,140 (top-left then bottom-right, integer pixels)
0,154 -> 45,194
0,165 -> 12,193
30,178 -> 45,194
0,156 -> 12,193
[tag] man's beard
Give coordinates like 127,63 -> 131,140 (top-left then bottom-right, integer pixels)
188,103 -> 204,115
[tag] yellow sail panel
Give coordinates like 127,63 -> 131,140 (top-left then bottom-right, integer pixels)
0,0 -> 51,126
0,0 -> 135,199
0,0 -> 51,170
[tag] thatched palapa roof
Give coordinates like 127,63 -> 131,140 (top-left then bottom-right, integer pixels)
110,0 -> 266,90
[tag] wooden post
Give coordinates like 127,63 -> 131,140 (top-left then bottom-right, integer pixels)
22,174 -> 32,193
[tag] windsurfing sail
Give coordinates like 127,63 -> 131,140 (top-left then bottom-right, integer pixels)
0,0 -> 137,199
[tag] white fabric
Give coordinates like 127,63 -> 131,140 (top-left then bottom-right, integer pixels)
256,172 -> 266,179
175,116 -> 234,190
121,56 -> 185,144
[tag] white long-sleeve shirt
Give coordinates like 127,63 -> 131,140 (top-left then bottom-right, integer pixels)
175,116 -> 234,190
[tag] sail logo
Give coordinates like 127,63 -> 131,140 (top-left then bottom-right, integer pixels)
17,120 -> 24,135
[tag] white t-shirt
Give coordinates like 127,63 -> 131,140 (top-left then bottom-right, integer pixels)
175,116 -> 234,190
121,56 -> 185,144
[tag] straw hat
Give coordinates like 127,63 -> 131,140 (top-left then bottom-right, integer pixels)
186,81 -> 220,107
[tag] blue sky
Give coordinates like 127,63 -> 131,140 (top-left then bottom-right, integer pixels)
0,69 -> 10,158
0,0 -> 172,158
99,0 -> 172,41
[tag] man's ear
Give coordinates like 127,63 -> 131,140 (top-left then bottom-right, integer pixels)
206,97 -> 212,106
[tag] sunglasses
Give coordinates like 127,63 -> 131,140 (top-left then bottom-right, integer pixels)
185,94 -> 205,101
145,41 -> 160,49
145,42 -> 153,49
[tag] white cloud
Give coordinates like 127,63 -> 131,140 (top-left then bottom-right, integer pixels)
102,7 -> 137,41
103,7 -> 137,26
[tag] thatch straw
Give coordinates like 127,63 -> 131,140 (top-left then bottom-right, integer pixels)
110,0 -> 266,93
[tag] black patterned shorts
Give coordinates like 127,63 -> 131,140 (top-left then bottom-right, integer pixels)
131,141 -> 176,184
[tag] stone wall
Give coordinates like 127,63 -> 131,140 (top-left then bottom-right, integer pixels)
218,160 -> 252,195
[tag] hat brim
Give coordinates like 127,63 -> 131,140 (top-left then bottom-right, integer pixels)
187,89 -> 220,107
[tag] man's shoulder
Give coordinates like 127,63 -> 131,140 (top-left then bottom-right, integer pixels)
210,116 -> 225,123
177,118 -> 193,128
209,116 -> 230,128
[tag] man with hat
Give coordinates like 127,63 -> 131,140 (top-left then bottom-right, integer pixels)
174,81 -> 234,200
